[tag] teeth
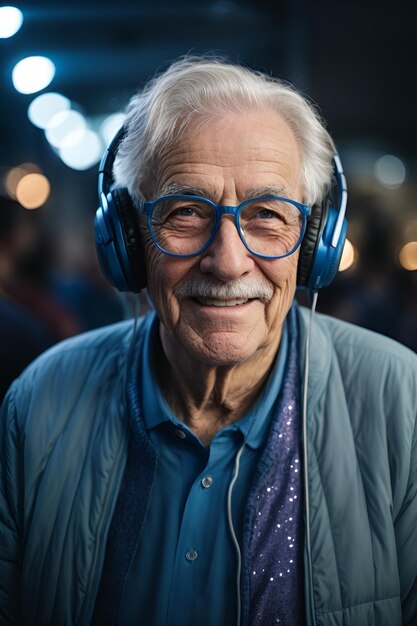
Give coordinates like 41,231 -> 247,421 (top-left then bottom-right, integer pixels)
197,297 -> 249,307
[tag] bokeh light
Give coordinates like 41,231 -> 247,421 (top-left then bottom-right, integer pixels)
399,241 -> 417,271
338,238 -> 356,272
404,220 -> 417,240
15,173 -> 51,209
0,6 -> 23,38
374,154 -> 406,188
45,110 -> 87,149
12,56 -> 56,94
4,163 -> 40,198
99,112 -> 126,145
28,92 -> 71,129
59,130 -> 103,170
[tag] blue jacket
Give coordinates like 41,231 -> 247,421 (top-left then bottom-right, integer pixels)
1,307 -> 416,625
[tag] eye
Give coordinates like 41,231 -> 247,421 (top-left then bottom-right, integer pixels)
256,208 -> 278,219
157,201 -> 206,222
175,206 -> 198,217
251,206 -> 286,222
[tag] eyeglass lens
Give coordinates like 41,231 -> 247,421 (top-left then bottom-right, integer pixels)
150,197 -> 303,257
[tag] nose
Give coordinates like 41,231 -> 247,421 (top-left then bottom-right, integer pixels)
199,216 -> 255,281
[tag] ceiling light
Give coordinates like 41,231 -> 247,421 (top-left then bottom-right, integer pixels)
374,154 -> 406,188
12,56 -> 55,94
28,92 -> 71,129
399,242 -> 417,271
338,239 -> 356,272
59,130 -> 103,170
99,112 -> 126,145
0,6 -> 23,38
15,173 -> 50,209
4,163 -> 40,198
45,110 -> 87,149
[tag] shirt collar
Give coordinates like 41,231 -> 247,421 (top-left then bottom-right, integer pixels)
141,313 -> 169,431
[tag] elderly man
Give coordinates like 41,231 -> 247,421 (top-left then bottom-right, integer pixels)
1,57 -> 416,626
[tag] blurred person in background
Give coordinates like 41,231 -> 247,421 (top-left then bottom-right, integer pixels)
48,226 -> 126,331
0,196 -> 126,401
0,197 -> 55,400
0,57 -> 416,626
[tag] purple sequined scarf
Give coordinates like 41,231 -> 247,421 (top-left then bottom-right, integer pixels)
241,304 -> 305,625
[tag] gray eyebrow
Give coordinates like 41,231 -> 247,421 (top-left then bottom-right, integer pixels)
157,182 -> 291,202
244,185 -> 291,200
157,182 -> 209,198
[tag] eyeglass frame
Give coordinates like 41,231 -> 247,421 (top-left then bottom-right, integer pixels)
139,194 -> 312,260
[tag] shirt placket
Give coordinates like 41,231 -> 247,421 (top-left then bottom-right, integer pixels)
166,432 -> 238,626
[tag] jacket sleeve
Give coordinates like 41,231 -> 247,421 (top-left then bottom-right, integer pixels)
0,386 -> 23,625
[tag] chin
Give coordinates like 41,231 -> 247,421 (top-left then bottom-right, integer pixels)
184,331 -> 263,366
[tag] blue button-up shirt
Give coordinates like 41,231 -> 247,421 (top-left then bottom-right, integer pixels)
117,315 -> 288,626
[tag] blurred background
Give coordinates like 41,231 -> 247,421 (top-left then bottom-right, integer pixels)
0,0 -> 416,396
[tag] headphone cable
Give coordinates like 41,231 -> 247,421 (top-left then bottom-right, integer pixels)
302,290 -> 318,626
227,441 -> 246,626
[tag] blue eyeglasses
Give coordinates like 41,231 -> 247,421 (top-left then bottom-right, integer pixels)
140,194 -> 311,259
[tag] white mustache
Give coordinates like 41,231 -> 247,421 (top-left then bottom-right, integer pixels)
174,278 -> 274,302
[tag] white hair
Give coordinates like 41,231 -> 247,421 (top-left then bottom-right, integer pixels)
113,56 -> 335,206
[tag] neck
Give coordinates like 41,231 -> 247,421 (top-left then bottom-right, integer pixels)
154,323 -> 282,446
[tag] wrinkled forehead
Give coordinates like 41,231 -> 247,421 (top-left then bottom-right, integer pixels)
151,110 -> 303,202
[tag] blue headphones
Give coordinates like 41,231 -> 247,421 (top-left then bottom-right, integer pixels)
95,127 -> 348,293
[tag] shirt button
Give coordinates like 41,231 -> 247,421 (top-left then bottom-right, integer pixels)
185,549 -> 198,561
201,475 -> 213,488
174,428 -> 186,439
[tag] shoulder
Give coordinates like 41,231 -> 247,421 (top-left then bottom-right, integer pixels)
298,305 -> 417,373
297,306 -> 417,438
14,319 -> 133,393
1,313 -> 155,432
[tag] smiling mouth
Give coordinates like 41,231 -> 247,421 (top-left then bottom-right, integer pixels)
194,297 -> 252,307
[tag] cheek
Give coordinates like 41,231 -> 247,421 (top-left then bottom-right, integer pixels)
144,241 -> 195,330
144,244 -> 176,322
264,254 -> 299,325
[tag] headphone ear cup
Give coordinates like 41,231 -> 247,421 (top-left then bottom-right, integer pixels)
297,204 -> 325,288
94,187 -> 146,293
111,188 -> 147,292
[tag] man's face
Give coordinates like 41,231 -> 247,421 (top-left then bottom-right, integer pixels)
143,109 -> 303,366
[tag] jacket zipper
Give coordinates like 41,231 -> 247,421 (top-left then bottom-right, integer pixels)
303,419 -> 317,626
